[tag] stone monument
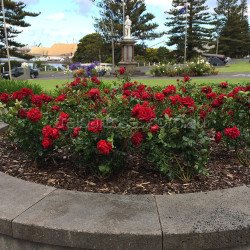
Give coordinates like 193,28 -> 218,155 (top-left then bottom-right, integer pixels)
119,15 -> 138,73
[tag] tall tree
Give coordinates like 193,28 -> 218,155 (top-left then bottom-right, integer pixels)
73,33 -> 109,63
0,0 -> 39,58
165,0 -> 213,61
215,0 -> 250,57
92,0 -> 162,43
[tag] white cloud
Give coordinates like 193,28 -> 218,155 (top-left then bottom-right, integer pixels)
46,12 -> 65,21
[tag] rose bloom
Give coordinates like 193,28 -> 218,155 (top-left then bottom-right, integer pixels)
169,95 -> 181,105
18,108 -> 27,119
224,126 -> 240,139
26,108 -> 42,123
91,76 -> 101,85
51,105 -> 60,112
88,88 -> 100,99
131,131 -> 144,146
42,137 -> 53,149
119,66 -> 126,75
0,93 -> 9,103
163,107 -> 173,118
201,86 -> 212,94
150,124 -> 160,134
206,92 -> 217,99
180,96 -> 195,108
72,127 -> 81,138
55,94 -> 66,102
155,92 -> 165,101
42,125 -> 60,140
219,82 -> 228,88
137,106 -> 156,122
123,82 -> 134,89
87,119 -> 103,133
183,75 -> 190,82
31,94 -> 43,108
214,131 -> 222,143
97,140 -> 113,155
162,85 -> 176,96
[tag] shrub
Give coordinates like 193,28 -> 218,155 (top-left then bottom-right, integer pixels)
150,58 -> 218,77
0,75 -> 249,181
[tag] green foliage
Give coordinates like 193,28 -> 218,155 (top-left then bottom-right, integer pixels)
0,0 -> 40,58
165,0 -> 213,61
73,33 -> 109,63
0,79 -> 43,94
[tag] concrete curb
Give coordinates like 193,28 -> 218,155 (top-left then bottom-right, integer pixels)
0,171 -> 249,250
0,121 -> 249,249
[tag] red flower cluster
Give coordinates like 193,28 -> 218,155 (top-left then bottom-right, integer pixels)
201,86 -> 212,94
26,108 -> 42,123
150,124 -> 159,134
55,94 -> 66,102
163,107 -> 173,118
97,140 -> 112,155
18,108 -> 27,119
12,88 -> 33,101
87,119 -> 103,133
183,75 -> 190,82
154,92 -> 165,102
132,103 -> 156,122
224,126 -> 240,139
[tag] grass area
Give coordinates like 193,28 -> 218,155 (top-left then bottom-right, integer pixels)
217,62 -> 250,73
28,77 -> 250,91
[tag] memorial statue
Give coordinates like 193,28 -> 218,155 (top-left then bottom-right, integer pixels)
124,15 -> 132,38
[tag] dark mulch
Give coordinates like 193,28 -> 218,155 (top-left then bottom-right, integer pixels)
0,135 -> 249,195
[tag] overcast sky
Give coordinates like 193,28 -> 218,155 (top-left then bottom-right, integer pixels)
15,0 -> 250,48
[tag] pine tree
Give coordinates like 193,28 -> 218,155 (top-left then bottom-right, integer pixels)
165,0 -> 213,61
92,0 -> 162,43
0,0 -> 39,58
215,0 -> 250,57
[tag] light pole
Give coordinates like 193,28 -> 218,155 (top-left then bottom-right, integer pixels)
1,0 -> 12,79
110,20 -> 115,72
184,0 -> 188,64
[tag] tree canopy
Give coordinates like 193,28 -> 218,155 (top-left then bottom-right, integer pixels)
0,0 -> 39,58
165,0 -> 213,61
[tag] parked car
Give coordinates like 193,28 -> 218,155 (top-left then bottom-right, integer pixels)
1,67 -> 39,79
202,53 -> 227,66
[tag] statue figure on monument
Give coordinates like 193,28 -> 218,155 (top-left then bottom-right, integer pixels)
124,15 -> 132,38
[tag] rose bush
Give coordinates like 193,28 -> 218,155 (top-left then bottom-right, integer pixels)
0,74 -> 249,180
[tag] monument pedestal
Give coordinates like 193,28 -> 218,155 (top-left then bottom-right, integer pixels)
119,38 -> 141,74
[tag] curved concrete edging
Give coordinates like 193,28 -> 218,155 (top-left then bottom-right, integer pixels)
0,122 -> 250,250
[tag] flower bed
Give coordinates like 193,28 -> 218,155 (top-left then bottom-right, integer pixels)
0,73 -> 249,182
150,58 -> 218,77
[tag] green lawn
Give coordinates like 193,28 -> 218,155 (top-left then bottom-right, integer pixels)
218,62 -> 250,73
28,77 -> 250,91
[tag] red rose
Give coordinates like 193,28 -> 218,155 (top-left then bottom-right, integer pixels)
26,108 -> 42,123
224,126 -> 240,139
180,96 -> 195,108
91,76 -> 101,85
131,131 -> 144,146
51,105 -> 60,112
201,86 -> 212,94
150,124 -> 159,134
18,108 -> 27,119
169,95 -> 181,105
31,95 -> 43,108
214,131 -> 222,143
88,88 -> 100,99
97,140 -> 112,155
206,92 -> 217,99
162,85 -> 176,96
72,127 -> 81,138
155,92 -> 165,101
183,75 -> 190,82
119,67 -> 126,75
163,107 -> 173,118
42,125 -> 60,140
42,137 -> 53,149
0,93 -> 10,103
55,94 -> 66,102
87,119 -> 103,133
219,82 -> 228,88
